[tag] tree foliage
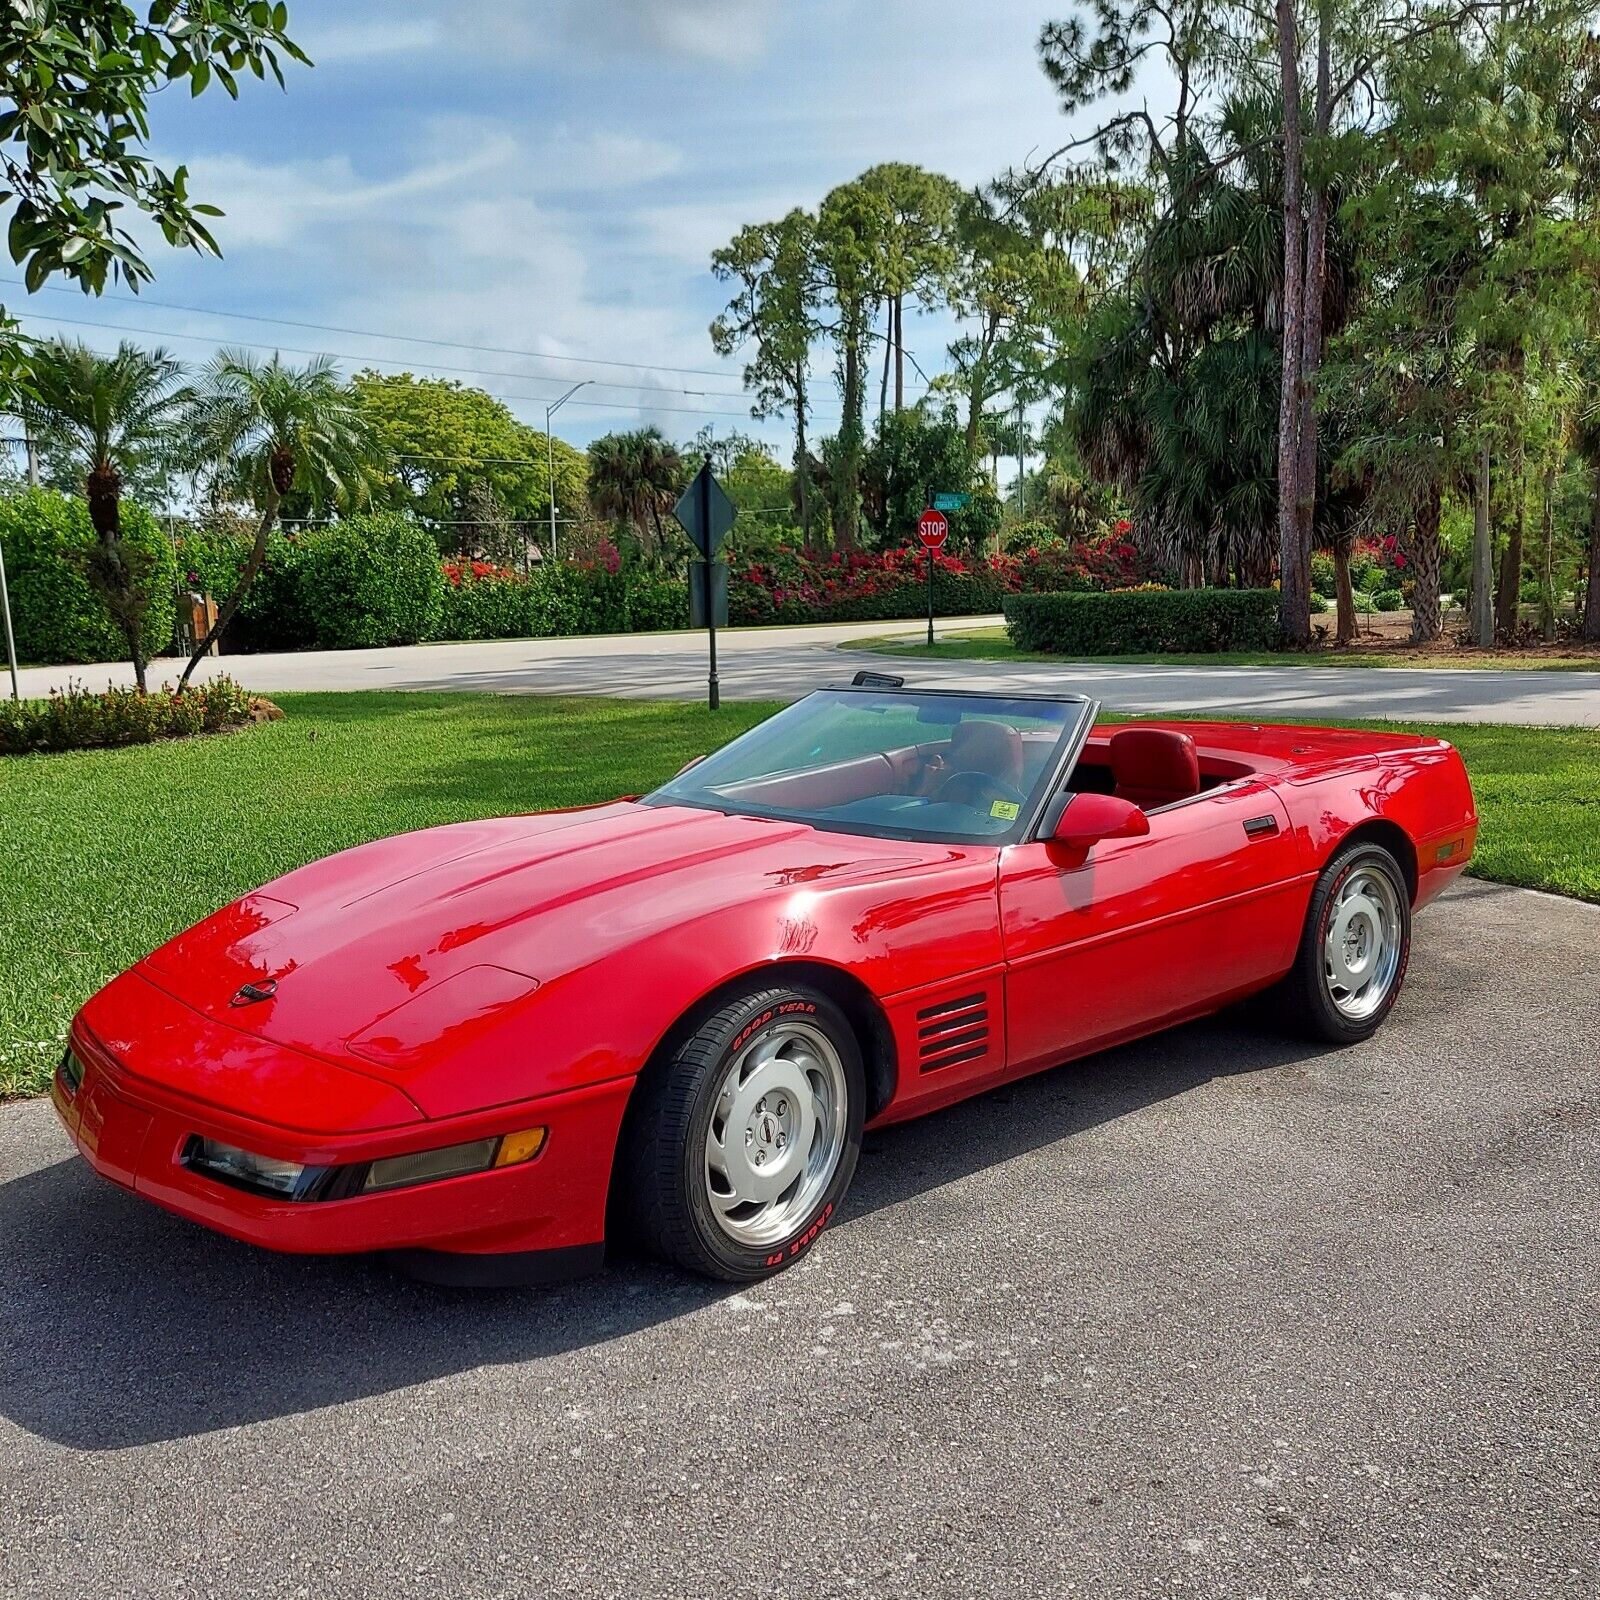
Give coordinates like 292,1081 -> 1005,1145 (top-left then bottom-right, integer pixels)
862,408 -> 1002,552
179,350 -> 378,681
0,0 -> 308,403
350,370 -> 586,558
587,427 -> 685,561
711,210 -> 823,546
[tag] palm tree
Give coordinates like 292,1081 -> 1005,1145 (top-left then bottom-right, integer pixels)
18,339 -> 190,689
179,351 -> 377,685
587,428 -> 685,558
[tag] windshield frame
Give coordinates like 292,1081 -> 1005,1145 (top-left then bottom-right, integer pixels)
641,685 -> 1100,848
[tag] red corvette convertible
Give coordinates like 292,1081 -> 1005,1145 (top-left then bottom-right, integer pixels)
55,681 -> 1477,1284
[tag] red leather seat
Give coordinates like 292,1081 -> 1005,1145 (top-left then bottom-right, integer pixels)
1109,727 -> 1201,810
943,720 -> 1025,789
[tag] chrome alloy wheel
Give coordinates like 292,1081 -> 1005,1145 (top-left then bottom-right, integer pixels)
703,1019 -> 849,1248
1323,864 -> 1403,1021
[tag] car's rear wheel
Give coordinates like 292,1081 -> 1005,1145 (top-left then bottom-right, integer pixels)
619,984 -> 864,1281
1282,840 -> 1411,1043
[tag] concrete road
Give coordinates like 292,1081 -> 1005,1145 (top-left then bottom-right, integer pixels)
2,877 -> 1596,1599
14,615 -> 1600,723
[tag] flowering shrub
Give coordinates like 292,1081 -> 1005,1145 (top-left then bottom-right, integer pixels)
0,676 -> 271,755
1351,536 -> 1402,593
1375,534 -> 1409,584
1311,538 -> 1408,602
729,535 -> 1152,626
436,566 -> 529,640
441,558 -> 515,586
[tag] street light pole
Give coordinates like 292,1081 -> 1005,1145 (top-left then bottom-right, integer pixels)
0,536 -> 19,701
545,380 -> 591,562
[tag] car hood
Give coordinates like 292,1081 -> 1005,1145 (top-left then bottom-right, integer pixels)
137,800 -> 962,1105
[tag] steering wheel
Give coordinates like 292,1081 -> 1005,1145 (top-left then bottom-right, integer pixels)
936,769 -> 1028,816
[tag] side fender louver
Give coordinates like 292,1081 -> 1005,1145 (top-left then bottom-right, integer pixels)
916,991 -> 990,1072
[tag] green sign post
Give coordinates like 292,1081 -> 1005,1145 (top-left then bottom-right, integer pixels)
673,462 -> 737,710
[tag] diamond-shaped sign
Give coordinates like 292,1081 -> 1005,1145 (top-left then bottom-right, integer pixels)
673,462 -> 736,559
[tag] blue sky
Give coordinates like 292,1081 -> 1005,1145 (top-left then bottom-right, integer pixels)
10,0 -> 1076,455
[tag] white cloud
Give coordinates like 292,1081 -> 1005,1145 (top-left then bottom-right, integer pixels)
147,133 -> 745,435
183,137 -> 518,249
635,194 -> 800,268
441,0 -> 783,67
300,18 -> 443,63
615,0 -> 782,67
538,131 -> 684,191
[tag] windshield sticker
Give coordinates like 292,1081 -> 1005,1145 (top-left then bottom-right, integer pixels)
989,800 -> 1020,820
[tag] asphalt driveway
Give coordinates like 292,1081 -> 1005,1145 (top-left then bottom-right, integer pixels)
13,616 -> 1600,724
1,877 -> 1596,1598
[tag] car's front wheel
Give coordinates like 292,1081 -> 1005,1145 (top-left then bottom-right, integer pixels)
1282,840 -> 1412,1043
619,984 -> 864,1281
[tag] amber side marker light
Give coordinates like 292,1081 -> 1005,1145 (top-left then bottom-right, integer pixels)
361,1128 -> 548,1194
495,1127 -> 548,1167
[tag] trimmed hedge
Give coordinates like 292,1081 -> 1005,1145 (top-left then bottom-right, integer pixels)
174,517 -> 444,652
1004,588 -> 1282,654
0,488 -> 177,664
299,513 -> 443,649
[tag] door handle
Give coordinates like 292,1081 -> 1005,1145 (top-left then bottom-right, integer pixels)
1243,815 -> 1280,839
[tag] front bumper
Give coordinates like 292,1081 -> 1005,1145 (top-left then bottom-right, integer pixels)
53,1022 -> 631,1273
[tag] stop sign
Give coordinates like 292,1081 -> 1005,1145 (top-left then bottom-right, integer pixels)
917,508 -> 949,550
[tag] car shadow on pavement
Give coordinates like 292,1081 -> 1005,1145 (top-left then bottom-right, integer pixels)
0,1007 -> 1322,1451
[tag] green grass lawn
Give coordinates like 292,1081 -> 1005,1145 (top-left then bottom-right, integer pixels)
2,691 -> 1595,1100
859,625 -> 1600,670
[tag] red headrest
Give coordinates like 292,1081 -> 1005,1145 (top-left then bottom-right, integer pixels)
949,719 -> 1024,788
1109,727 -> 1200,809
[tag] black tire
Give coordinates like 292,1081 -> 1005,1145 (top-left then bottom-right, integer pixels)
617,984 -> 865,1282
1281,840 -> 1412,1044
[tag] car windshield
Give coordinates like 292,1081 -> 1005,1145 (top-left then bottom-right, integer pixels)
644,688 -> 1093,844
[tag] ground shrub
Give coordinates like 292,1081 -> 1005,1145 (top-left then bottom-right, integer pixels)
1311,551 -> 1336,598
0,676 -> 268,755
